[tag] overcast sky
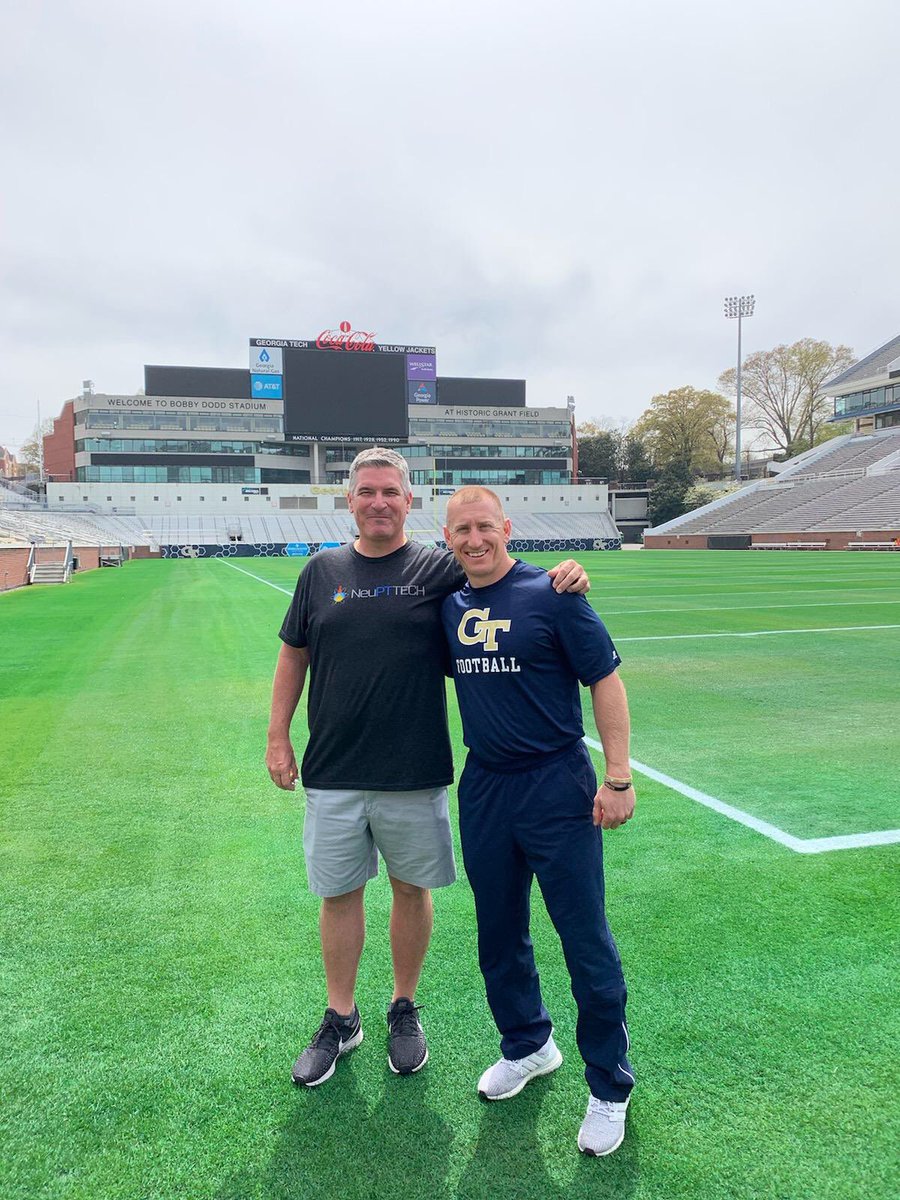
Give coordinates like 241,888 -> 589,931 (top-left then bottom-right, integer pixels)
1,0 -> 896,452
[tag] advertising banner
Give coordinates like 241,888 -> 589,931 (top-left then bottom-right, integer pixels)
250,345 -> 283,375
408,381 -> 436,405
407,352 -> 436,381
251,374 -> 283,399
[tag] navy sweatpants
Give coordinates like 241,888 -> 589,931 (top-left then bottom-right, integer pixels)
458,740 -> 634,1102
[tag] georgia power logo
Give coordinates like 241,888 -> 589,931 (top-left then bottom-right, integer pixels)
333,586 -> 346,604
457,608 -> 511,651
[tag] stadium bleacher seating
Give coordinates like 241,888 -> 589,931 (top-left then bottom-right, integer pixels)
0,505 -> 620,549
0,509 -> 145,546
647,429 -> 900,542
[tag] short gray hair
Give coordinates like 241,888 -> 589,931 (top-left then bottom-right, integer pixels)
347,446 -> 411,495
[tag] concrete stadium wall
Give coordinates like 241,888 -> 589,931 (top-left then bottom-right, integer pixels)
160,537 -> 622,559
0,546 -> 31,590
642,535 -> 711,549
751,531 -> 899,550
0,544 -> 151,591
643,530 -> 900,550
50,481 -> 611,516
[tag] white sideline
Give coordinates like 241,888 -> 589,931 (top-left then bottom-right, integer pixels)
220,559 -> 293,595
584,738 -> 900,855
604,585 -> 900,603
219,559 -> 899,856
616,623 -> 900,643
603,598 -> 900,616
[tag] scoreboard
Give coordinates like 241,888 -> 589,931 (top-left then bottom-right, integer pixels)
250,327 -> 436,443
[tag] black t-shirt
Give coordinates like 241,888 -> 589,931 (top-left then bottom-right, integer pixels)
279,541 -> 465,790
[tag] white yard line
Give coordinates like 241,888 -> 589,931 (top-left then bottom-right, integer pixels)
220,558 -> 899,856
616,623 -> 900,643
584,737 -> 900,855
219,558 -> 293,595
603,599 -> 900,616
598,585 -> 900,603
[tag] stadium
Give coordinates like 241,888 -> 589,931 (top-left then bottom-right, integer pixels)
0,328 -> 623,586
1,330 -> 897,1200
644,333 -> 900,550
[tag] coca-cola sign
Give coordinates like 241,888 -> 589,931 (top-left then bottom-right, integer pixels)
316,320 -> 377,352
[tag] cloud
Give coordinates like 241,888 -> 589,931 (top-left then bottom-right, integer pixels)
1,0 -> 896,447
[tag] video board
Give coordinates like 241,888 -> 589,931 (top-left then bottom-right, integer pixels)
250,329 -> 436,443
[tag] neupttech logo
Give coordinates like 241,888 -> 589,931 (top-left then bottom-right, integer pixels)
333,584 -> 426,603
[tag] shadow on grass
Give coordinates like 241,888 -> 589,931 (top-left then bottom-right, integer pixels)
215,1066 -> 454,1200
458,1086 -> 639,1200
216,1066 -> 638,1200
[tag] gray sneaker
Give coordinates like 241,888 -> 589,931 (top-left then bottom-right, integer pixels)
387,997 -> 428,1075
477,1034 -> 562,1100
577,1094 -> 630,1156
291,1007 -> 363,1087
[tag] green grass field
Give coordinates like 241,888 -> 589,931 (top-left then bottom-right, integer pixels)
1,551 -> 898,1200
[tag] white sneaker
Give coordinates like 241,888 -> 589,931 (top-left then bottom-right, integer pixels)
577,1094 -> 630,1156
477,1035 -> 563,1100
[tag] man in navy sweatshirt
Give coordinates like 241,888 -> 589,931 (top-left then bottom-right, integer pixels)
441,485 -> 636,1158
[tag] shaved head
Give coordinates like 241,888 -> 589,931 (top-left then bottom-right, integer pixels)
445,486 -> 506,525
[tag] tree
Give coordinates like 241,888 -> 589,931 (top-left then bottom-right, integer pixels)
647,459 -> 694,526
632,387 -> 734,475
682,482 -> 717,512
620,434 -> 654,483
575,420 -> 604,439
575,423 -> 655,483
718,338 -> 855,459
577,430 -> 620,480
18,419 -> 53,474
709,415 -> 733,469
815,419 -> 853,445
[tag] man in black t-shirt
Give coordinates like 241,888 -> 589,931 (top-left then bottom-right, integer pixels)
266,447 -> 588,1089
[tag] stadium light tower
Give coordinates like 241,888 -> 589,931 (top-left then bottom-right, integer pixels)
724,294 -> 755,482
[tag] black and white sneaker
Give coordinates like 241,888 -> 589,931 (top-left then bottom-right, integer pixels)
387,997 -> 428,1075
291,1007 -> 363,1087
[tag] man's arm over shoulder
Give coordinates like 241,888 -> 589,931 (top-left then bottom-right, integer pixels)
546,558 -> 590,594
266,642 -> 309,791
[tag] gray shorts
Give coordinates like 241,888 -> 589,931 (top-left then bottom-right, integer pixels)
302,786 -> 457,898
